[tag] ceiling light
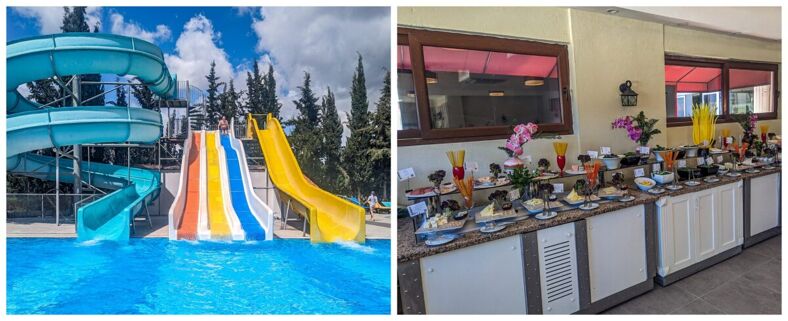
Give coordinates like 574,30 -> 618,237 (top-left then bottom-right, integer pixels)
425,71 -> 438,84
489,90 -> 505,97
606,9 -> 619,14
524,79 -> 544,87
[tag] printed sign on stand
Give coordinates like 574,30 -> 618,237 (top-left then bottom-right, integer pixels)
552,183 -> 564,193
678,159 -> 687,168
652,163 -> 661,172
588,151 -> 599,159
407,202 -> 428,217
634,168 -> 645,177
600,147 -> 611,155
398,167 -> 416,181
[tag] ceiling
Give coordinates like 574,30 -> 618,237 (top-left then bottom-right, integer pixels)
579,7 -> 781,41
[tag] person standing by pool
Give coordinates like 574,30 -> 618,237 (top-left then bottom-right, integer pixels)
365,191 -> 378,221
218,116 -> 229,135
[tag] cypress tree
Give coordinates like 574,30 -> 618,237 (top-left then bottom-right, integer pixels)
343,54 -> 372,198
219,79 -> 241,123
245,60 -> 263,114
115,77 -> 128,107
131,78 -> 159,110
319,87 -> 347,193
367,71 -> 391,198
264,65 -> 281,118
205,61 -> 221,126
290,72 -> 322,182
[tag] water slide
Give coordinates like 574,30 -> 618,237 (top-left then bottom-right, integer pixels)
6,33 -> 175,241
219,131 -> 274,240
249,114 -> 365,243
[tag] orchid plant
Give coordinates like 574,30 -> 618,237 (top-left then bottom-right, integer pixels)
498,123 -> 539,157
732,110 -> 758,144
611,111 -> 661,146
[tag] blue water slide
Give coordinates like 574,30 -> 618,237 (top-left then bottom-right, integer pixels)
219,134 -> 267,240
6,33 -> 176,241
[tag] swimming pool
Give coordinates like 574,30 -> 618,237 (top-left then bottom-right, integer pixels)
7,238 -> 390,314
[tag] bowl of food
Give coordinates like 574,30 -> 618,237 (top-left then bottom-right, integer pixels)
634,177 -> 657,191
601,154 -> 621,170
698,164 -> 719,177
651,171 -> 674,184
677,167 -> 702,180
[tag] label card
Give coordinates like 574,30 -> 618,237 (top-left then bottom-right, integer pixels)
634,168 -> 645,177
678,159 -> 687,168
652,163 -> 661,172
696,157 -> 705,166
588,151 -> 599,159
600,146 -> 611,155
407,202 -> 428,217
398,167 -> 416,181
716,155 -> 724,163
639,146 -> 650,154
466,161 -> 479,173
706,157 -> 714,165
552,183 -> 564,193
508,189 -> 521,201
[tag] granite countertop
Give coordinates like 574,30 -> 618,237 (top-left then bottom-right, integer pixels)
397,165 -> 781,262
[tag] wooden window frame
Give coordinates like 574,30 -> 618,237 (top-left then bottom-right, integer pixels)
665,55 -> 779,128
397,27 -> 573,146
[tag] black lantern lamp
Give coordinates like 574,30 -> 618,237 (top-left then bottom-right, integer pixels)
619,80 -> 638,107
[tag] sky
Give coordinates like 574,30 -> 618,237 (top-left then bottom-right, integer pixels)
7,6 -> 391,137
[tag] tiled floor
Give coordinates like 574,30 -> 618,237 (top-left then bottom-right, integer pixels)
605,235 -> 782,314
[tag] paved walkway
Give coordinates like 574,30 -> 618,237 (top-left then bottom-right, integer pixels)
8,211 -> 391,240
604,235 -> 781,314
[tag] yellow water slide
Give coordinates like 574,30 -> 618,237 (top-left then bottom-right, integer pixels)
205,131 -> 233,240
248,114 -> 365,243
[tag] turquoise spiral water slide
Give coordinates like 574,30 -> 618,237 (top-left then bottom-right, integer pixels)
6,33 -> 177,241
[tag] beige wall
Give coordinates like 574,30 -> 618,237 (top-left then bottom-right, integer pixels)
397,7 -> 781,203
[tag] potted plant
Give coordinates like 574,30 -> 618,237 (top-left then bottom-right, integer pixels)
507,167 -> 538,200
620,151 -> 641,167
499,123 -> 538,169
612,111 -> 662,151
537,158 -> 551,173
732,110 -> 758,146
427,170 -> 446,214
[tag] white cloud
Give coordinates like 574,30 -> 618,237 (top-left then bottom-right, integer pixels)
13,7 -> 102,34
251,7 -> 391,123
164,14 -> 245,92
109,13 -> 171,43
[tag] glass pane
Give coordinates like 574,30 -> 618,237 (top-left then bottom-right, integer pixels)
396,45 -> 419,130
665,64 -> 723,117
729,68 -> 774,114
420,46 -> 563,129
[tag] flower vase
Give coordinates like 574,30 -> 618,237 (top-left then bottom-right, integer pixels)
556,155 -> 566,176
762,132 -> 768,144
503,156 -> 524,170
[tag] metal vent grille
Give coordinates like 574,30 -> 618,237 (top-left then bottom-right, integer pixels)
543,240 -> 574,303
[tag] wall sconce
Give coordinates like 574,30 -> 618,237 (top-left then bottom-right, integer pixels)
619,80 -> 638,107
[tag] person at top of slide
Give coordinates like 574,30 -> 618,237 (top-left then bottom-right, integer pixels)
219,116 -> 229,135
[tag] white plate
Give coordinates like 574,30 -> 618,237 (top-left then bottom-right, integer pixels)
579,202 -> 599,211
726,172 -> 742,177
534,211 -> 558,220
480,224 -> 507,233
564,169 -> 587,175
648,188 -> 666,194
425,234 -> 457,246
619,195 -> 636,202
666,184 -> 683,190
704,177 -> 720,183
684,181 -> 701,186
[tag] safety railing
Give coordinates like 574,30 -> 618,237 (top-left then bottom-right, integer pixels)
6,193 -> 105,224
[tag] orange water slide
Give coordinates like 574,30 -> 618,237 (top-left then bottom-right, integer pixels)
177,132 -> 202,239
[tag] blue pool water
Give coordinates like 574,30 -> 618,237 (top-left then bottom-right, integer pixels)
7,238 -> 390,314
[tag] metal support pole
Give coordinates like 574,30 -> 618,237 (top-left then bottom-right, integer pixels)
127,146 -> 131,184
55,149 -> 60,226
72,76 -> 82,195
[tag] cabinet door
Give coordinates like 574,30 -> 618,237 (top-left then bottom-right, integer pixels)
717,182 -> 743,251
586,205 -> 647,303
750,173 -> 780,235
657,194 -> 695,276
696,188 -> 719,261
420,235 -> 527,314
537,223 -> 580,314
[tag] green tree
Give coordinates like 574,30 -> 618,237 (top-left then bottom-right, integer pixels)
219,79 -> 242,123
131,77 -> 159,110
318,87 -> 347,193
290,72 -> 323,182
25,80 -> 61,107
263,65 -> 282,118
205,61 -> 222,126
367,71 -> 391,198
245,60 -> 263,114
343,55 -> 372,198
114,77 -> 128,107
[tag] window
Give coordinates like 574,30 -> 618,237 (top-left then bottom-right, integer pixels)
665,56 -> 778,126
397,28 -> 572,145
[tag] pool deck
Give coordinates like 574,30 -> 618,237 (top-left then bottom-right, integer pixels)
6,211 -> 391,240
